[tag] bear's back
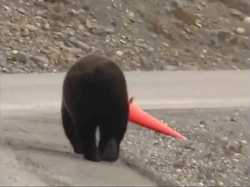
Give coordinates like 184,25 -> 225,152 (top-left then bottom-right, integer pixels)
63,55 -> 128,118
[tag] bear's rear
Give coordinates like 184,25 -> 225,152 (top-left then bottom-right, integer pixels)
61,55 -> 129,162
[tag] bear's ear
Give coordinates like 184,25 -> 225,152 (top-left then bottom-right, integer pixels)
129,97 -> 134,103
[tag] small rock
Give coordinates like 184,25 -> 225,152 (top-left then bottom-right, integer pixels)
17,8 -> 26,14
30,55 -> 49,68
140,56 -> 154,70
209,30 -> 232,48
153,140 -> 159,145
102,26 -> 115,34
245,165 -> 250,175
116,50 -> 124,57
69,9 -> 78,15
246,58 -> 250,65
170,120 -> 176,124
231,9 -> 243,19
43,63 -> 49,68
240,140 -> 248,144
196,5 -> 203,11
233,158 -> 240,162
151,33 -> 158,38
26,24 -> 38,32
176,169 -> 182,173
135,39 -> 148,49
82,4 -> 90,11
165,65 -> 178,71
12,50 -> 19,55
21,28 -> 30,37
127,10 -> 135,22
36,10 -> 47,16
230,117 -> 237,122
35,22 -> 41,28
198,182 -> 204,186
3,5 -> 10,11
68,38 -> 90,51
199,120 -> 207,125
78,24 -> 85,31
1,67 -> 8,72
111,19 -> 117,26
147,46 -> 154,52
43,23 -> 50,30
65,28 -> 75,36
162,42 -> 169,47
86,19 -> 94,29
244,17 -> 250,23
235,27 -> 245,34
224,141 -> 242,155
194,19 -> 202,28
77,41 -> 90,51
174,7 -> 197,25
165,0 -> 188,13
0,50 -> 7,66
200,53 -> 205,59
119,39 -> 127,44
222,136 -> 229,142
218,30 -> 232,42
218,181 -> 224,186
126,140 -> 132,145
121,35 -> 127,40
173,159 -> 186,169
67,47 -> 82,54
112,1 -> 119,8
11,51 -> 27,64
88,22 -> 115,35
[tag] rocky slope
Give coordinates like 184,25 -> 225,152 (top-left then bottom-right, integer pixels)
0,0 -> 250,73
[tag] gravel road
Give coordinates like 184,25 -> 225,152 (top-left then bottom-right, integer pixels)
121,107 -> 250,186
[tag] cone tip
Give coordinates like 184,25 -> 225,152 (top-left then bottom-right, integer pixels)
177,135 -> 188,141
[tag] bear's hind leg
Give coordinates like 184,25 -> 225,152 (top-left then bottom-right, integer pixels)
79,119 -> 101,162
99,117 -> 127,162
61,105 -> 83,154
99,136 -> 118,162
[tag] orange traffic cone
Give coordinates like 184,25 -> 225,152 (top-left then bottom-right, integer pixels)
128,98 -> 187,140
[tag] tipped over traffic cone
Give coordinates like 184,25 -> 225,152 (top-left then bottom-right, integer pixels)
128,99 -> 187,140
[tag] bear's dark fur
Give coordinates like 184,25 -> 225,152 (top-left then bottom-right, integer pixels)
61,55 -> 129,162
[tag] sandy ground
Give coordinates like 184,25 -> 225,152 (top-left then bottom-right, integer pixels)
0,110 -> 156,186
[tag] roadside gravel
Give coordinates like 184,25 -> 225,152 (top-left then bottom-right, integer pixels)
121,107 -> 250,186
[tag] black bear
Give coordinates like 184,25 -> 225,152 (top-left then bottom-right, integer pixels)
61,55 -> 129,162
